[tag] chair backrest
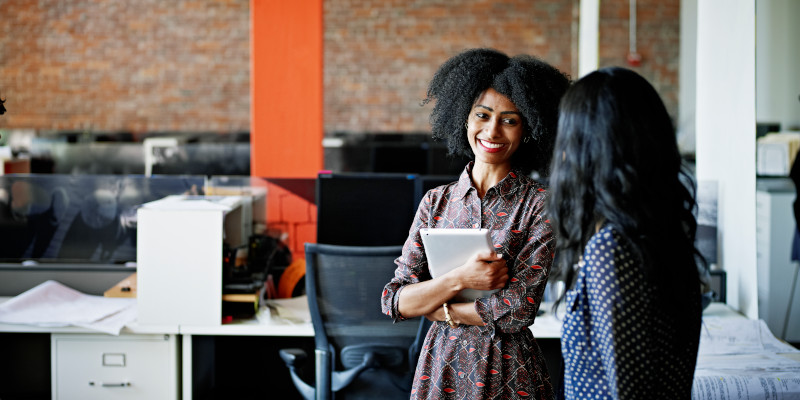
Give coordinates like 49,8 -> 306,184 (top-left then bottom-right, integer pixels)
304,243 -> 420,360
305,243 -> 420,400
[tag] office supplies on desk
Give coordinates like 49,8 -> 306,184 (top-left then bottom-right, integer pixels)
104,272 -> 137,298
222,281 -> 263,320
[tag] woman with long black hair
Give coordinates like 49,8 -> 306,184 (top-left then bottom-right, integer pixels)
548,67 -> 705,399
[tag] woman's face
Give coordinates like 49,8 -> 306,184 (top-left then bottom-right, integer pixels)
466,88 -> 524,168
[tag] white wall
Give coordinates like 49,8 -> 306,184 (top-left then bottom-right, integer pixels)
578,0 -> 599,77
695,0 -> 758,318
756,0 -> 800,130
677,0 -> 697,154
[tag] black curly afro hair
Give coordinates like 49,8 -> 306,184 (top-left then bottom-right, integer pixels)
422,48 -> 570,176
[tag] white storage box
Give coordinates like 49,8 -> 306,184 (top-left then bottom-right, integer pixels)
136,195 -> 251,327
757,131 -> 800,176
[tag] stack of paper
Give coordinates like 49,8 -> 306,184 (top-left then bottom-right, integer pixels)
692,317 -> 800,399
0,280 -> 136,335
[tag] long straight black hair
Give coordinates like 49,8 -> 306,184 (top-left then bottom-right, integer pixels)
548,67 -> 704,322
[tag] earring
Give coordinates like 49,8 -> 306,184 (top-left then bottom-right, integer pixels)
464,122 -> 469,130
523,135 -> 531,143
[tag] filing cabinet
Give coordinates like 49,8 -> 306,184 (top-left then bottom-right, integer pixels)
51,333 -> 179,400
756,179 -> 800,342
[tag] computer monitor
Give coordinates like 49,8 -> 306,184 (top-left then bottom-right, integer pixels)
316,173 -> 418,246
414,174 -> 459,210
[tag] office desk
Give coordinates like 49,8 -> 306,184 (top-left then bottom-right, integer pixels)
3,297 -> 797,400
0,296 -> 313,400
692,303 -> 800,399
535,302 -> 800,400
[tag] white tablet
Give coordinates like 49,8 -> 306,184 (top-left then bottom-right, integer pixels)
419,228 -> 499,301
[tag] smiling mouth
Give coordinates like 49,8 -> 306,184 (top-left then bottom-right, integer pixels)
478,139 -> 505,152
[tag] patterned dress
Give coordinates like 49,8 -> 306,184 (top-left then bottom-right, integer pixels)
561,224 -> 701,399
381,162 -> 555,400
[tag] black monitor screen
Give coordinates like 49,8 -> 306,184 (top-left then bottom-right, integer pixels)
414,175 -> 459,210
316,173 -> 418,246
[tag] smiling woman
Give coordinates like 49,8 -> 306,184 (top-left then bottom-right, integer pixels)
381,48 -> 570,400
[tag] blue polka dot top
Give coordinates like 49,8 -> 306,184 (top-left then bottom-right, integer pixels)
561,224 -> 700,399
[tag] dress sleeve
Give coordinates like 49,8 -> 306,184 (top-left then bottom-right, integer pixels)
474,194 -> 554,334
381,190 -> 432,322
583,229 -> 652,399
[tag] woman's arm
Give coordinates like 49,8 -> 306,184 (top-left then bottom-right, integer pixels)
584,228 -> 651,399
473,194 -> 554,332
381,187 -> 508,323
399,251 -> 507,320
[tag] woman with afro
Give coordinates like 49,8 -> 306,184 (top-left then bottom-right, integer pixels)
381,48 -> 570,399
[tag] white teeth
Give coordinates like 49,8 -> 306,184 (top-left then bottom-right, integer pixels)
480,139 -> 503,149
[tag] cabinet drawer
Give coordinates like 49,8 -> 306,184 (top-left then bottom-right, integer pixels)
51,333 -> 178,400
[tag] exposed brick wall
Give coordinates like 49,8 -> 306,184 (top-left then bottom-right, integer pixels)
264,181 -> 317,260
0,0 -> 681,135
598,0 -> 680,119
324,0 -> 579,134
0,0 -> 250,133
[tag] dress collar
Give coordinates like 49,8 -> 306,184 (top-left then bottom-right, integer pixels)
453,161 -> 525,200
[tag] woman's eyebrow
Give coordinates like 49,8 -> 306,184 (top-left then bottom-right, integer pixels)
474,104 -> 521,116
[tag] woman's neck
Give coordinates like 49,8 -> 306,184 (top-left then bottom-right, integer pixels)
470,162 -> 511,198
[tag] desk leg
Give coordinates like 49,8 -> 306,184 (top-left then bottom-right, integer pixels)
182,334 -> 192,400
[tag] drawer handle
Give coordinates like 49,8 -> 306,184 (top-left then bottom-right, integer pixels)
88,381 -> 131,388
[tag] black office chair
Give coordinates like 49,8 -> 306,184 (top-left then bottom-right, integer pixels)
279,243 -> 424,400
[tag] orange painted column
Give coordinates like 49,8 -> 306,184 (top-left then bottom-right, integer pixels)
250,0 -> 322,259
250,0 -> 323,178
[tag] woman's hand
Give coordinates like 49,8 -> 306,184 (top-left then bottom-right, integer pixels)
452,251 -> 508,291
396,252 -> 507,320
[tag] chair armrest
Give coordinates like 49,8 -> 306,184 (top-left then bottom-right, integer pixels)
279,348 -> 315,400
279,348 -> 308,368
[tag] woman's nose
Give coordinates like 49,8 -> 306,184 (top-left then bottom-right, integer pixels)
484,118 -> 501,137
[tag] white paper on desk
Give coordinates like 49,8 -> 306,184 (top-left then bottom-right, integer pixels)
263,295 -> 311,324
74,303 -> 138,336
692,373 -> 800,400
0,280 -> 135,335
699,317 -> 800,355
696,353 -> 800,373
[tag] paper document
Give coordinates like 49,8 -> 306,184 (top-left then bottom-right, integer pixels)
692,374 -> 800,400
699,317 -> 800,356
0,280 -> 136,335
263,295 -> 311,324
693,315 -> 800,399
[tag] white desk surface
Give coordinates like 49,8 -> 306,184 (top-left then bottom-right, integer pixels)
179,319 -> 313,336
0,296 -> 312,336
531,302 -> 753,339
0,298 -> 749,339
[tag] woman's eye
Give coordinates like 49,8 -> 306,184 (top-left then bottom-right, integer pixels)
503,118 -> 518,125
475,112 -> 489,119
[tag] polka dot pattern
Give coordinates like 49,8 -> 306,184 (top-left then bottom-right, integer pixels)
561,225 -> 700,399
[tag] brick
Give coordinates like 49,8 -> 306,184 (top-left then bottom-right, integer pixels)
1,0 -> 680,152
